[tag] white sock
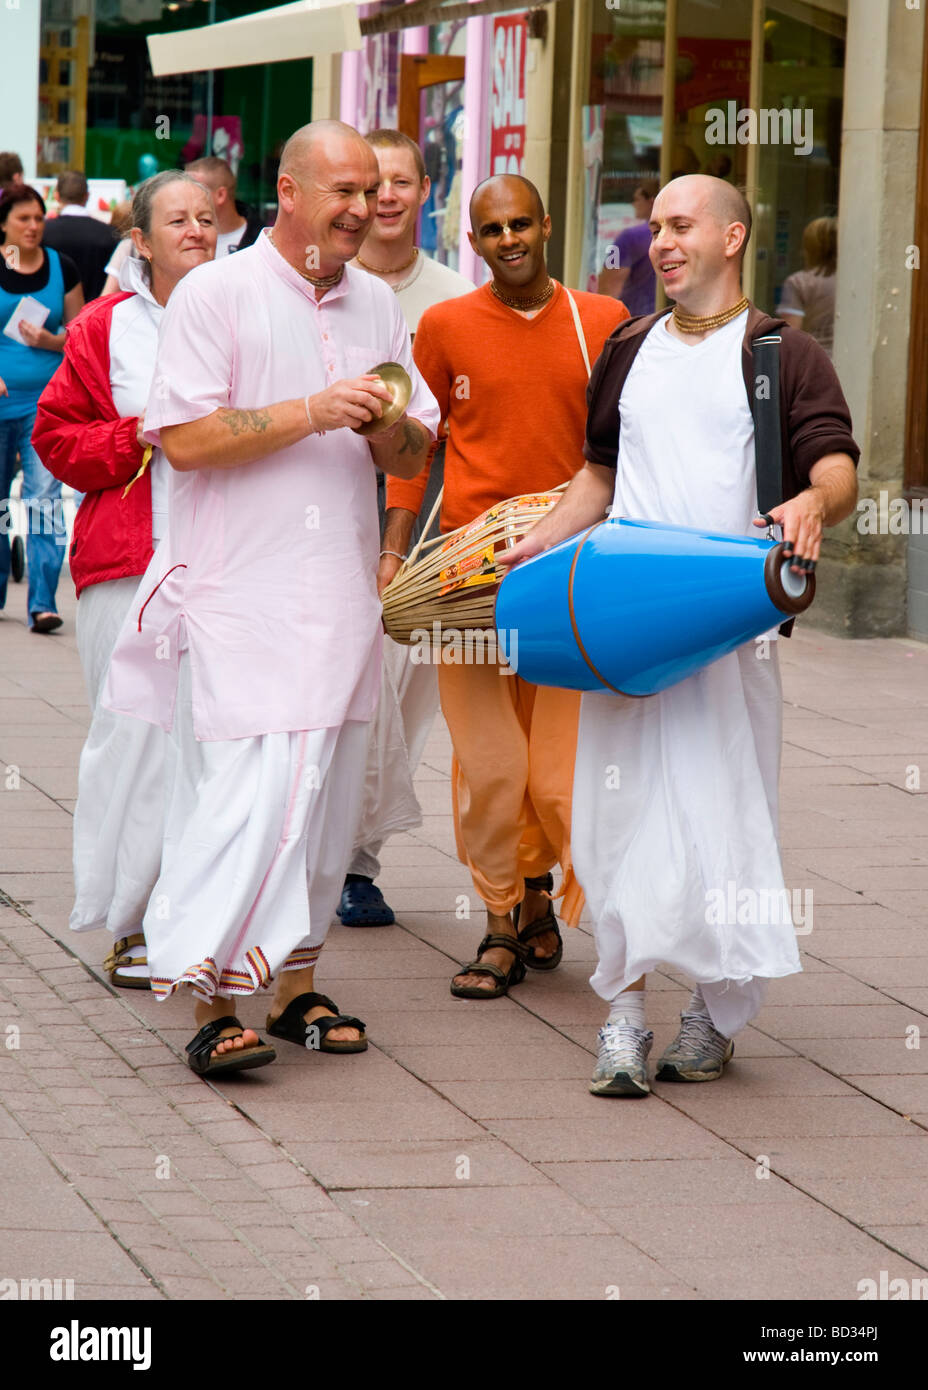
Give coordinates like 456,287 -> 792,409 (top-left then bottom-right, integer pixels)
607,988 -> 646,1029
687,985 -> 711,1017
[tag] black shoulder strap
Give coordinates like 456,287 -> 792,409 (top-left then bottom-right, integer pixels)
751,332 -> 796,639
751,334 -> 782,516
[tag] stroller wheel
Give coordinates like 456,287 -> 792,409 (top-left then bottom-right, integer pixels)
10,534 -> 25,583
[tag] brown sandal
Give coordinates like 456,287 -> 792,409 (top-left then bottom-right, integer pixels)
514,873 -> 563,971
102,933 -> 150,989
450,934 -> 529,999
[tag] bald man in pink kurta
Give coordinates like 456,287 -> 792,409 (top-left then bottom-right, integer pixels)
101,230 -> 439,1001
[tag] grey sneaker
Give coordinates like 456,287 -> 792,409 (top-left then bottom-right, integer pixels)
589,1022 -> 654,1097
655,1011 -> 734,1082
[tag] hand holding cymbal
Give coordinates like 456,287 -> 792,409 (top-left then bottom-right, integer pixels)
352,362 -> 412,437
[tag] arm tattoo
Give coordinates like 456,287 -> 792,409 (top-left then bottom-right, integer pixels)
217,408 -> 272,436
397,418 -> 427,456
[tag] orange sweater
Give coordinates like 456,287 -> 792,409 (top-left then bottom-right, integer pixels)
387,282 -> 629,531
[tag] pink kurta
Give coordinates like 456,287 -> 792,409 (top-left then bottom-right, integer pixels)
102,230 -> 440,742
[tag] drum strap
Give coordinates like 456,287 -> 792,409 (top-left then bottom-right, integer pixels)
752,332 -> 796,639
751,334 -> 783,515
406,286 -> 591,565
564,288 -> 592,379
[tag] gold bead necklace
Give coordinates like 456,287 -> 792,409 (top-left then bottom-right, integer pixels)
356,246 -> 419,275
489,277 -> 555,311
268,231 -> 344,288
672,295 -> 749,334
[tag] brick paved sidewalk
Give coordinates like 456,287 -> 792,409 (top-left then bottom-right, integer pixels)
1,576 -> 927,1301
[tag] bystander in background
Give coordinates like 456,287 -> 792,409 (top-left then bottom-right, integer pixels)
599,180 -> 659,318
778,216 -> 837,359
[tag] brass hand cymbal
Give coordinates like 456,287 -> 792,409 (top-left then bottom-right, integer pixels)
352,361 -> 412,437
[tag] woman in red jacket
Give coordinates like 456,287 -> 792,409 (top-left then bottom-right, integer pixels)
34,170 -> 217,988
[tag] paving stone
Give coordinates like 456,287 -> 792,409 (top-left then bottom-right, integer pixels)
157,1275 -> 225,1299
602,1199 -> 894,1263
655,1253 -> 924,1301
752,1135 -> 928,1178
863,1226 -> 928,1267
539,1157 -> 809,1210
334,1184 -> 613,1240
755,1004 -> 926,1039
286,1138 -> 541,1189
345,1260 -> 427,1290
787,1039 -> 928,1074
367,1284 -> 441,1299
659,1094 -> 915,1139
388,1042 -> 596,1081
76,1282 -> 165,1300
1,1227 -> 151,1283
482,1113 -> 735,1163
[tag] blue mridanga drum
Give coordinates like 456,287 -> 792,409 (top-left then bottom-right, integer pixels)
494,517 -> 815,696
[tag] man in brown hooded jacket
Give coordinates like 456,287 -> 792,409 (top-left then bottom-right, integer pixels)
501,175 -> 859,1098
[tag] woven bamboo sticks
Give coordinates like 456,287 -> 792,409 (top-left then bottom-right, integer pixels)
382,485 -> 566,644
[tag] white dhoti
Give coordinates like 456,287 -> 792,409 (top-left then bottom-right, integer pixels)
349,637 -> 439,877
575,642 -> 800,1037
146,654 -> 369,1001
71,576 -> 171,941
574,306 -> 803,1039
75,575 -> 144,708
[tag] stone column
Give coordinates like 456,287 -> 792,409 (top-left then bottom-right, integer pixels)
817,0 -> 924,637
523,4 -> 557,218
312,53 -> 343,124
2,0 -> 40,176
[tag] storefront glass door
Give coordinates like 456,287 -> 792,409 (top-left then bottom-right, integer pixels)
755,1 -> 846,340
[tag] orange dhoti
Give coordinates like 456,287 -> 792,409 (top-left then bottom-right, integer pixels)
437,660 -> 585,927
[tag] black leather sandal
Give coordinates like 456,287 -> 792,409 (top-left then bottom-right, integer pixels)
450,933 -> 529,999
514,872 -> 564,971
266,992 -> 367,1053
185,1016 -> 276,1077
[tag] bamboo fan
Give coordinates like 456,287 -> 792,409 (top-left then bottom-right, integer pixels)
382,483 -> 567,644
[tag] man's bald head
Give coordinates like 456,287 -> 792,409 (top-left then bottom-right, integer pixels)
274,119 -> 382,276
469,174 -> 545,232
656,174 -> 752,259
279,120 -> 376,181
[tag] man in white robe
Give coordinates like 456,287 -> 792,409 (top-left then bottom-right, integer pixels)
501,175 -> 859,1096
101,121 -> 439,1075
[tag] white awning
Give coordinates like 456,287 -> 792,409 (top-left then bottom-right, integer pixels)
147,0 -> 363,77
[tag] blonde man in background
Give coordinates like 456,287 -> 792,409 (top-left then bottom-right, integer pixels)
338,128 -> 472,928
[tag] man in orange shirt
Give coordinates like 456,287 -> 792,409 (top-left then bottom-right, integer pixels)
382,174 -> 628,997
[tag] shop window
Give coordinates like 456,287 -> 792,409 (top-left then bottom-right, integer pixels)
674,0 -> 753,188
421,20 -> 467,271
582,0 -> 666,298
80,0 -> 313,218
755,1 -> 845,354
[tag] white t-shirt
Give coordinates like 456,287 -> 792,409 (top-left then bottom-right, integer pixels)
392,252 -> 473,333
613,309 -> 756,538
110,256 -> 169,541
216,223 -> 247,258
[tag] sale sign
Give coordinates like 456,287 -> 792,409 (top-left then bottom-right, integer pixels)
490,14 -> 527,176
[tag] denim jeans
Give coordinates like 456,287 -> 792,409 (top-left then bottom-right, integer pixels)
0,408 -> 66,622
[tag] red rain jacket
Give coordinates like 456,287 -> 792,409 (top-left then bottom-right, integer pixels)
33,291 -> 153,598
